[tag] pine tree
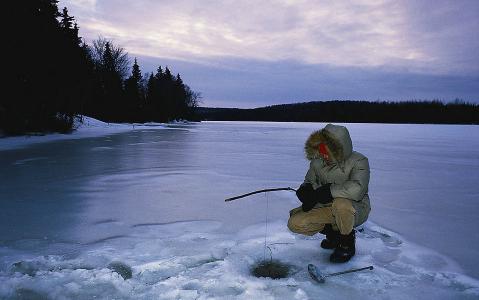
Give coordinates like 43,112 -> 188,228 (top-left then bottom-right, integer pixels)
124,58 -> 144,121
2,0 -> 94,134
131,58 -> 142,83
100,42 -> 124,121
155,66 -> 164,80
164,66 -> 173,81
60,7 -> 73,29
162,67 -> 175,121
153,66 -> 167,121
174,74 -> 188,119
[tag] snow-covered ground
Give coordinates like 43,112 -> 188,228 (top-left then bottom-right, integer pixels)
0,116 -> 168,152
0,119 -> 478,299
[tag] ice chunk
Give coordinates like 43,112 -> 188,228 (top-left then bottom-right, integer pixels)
107,261 -> 132,280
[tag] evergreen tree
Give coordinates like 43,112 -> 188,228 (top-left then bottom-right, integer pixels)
60,7 -> 73,30
162,67 -> 175,121
124,58 -> 144,121
174,74 -> 188,119
56,6 -> 90,124
3,0 -> 93,134
143,66 -> 200,122
145,73 -> 158,120
155,66 -> 164,80
154,66 -> 168,121
131,58 -> 142,82
100,42 -> 124,121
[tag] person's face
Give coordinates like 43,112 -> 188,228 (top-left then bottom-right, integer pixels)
318,143 -> 330,161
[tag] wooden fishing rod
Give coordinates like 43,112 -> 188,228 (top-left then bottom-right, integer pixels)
225,187 -> 297,202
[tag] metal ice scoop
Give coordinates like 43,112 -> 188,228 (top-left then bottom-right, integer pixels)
308,264 -> 374,283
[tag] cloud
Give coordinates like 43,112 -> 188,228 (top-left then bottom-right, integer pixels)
59,0 -> 479,106
137,55 -> 479,108
60,0 -> 478,75
401,0 -> 479,75
67,0 -> 97,11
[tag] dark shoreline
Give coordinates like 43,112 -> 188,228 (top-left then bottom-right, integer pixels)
197,100 -> 479,125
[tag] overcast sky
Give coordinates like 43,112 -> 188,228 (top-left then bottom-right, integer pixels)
60,0 -> 479,108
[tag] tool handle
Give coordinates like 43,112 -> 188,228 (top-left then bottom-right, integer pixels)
225,187 -> 296,202
326,265 -> 374,278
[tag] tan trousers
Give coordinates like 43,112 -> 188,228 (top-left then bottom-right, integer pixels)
287,198 -> 356,236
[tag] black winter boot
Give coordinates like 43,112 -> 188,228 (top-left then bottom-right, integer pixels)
330,230 -> 355,263
320,224 -> 340,249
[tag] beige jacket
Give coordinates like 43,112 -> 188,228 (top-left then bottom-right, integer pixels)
303,124 -> 371,226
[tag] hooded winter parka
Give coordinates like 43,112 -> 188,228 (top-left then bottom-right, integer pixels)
303,124 -> 371,226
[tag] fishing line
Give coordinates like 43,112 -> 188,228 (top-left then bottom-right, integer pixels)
263,191 -> 269,261
224,187 -> 298,268
251,191 -> 292,279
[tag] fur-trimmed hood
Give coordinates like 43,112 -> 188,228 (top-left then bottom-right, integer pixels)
305,124 -> 353,161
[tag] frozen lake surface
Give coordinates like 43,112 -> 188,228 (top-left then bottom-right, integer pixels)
1,121 -> 478,299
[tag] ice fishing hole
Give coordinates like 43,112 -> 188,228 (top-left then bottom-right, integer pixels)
251,260 -> 290,279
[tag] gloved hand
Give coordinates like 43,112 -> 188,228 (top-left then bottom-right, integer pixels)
296,183 -> 333,212
313,183 -> 333,204
296,183 -> 314,203
301,198 -> 317,212
296,183 -> 317,212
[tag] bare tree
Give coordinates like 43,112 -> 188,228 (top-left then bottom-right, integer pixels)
185,86 -> 202,109
90,36 -> 130,80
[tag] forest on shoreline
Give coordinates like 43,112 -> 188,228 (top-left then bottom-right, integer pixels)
198,100 -> 479,124
2,1 -> 200,136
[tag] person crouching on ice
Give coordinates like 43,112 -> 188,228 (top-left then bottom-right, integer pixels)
288,124 -> 371,263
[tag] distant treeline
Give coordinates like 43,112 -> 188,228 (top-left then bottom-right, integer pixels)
198,100 -> 479,124
2,0 -> 199,135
